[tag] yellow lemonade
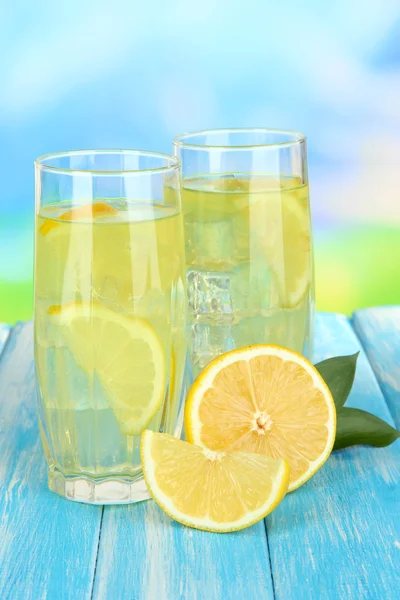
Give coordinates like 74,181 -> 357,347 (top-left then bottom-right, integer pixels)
35,200 -> 186,482
182,175 -> 314,376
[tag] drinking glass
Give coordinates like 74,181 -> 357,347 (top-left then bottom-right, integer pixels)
34,150 -> 186,504
173,128 -> 314,378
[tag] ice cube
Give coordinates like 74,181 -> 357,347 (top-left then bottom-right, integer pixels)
230,261 -> 275,316
187,269 -> 233,323
185,218 -> 233,270
189,322 -> 235,374
94,275 -> 135,313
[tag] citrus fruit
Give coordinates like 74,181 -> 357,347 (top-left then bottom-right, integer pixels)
39,202 -> 118,235
48,302 -> 165,434
279,186 -> 311,307
141,430 -> 289,532
185,345 -> 335,492
251,181 -> 311,308
37,202 -> 121,298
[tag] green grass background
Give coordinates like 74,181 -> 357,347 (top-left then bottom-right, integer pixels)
1,225 -> 399,324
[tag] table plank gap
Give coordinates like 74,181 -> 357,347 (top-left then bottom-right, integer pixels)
2,312 -> 400,599
265,313 -> 400,600
352,306 -> 400,428
0,323 -> 11,357
89,507 -> 105,600
264,519 -> 277,600
0,322 -> 103,600
93,500 -> 273,600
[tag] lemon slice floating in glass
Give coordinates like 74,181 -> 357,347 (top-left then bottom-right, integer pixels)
185,345 -> 335,492
141,430 -> 289,532
250,181 -> 312,308
40,202 -> 119,236
48,302 -> 166,435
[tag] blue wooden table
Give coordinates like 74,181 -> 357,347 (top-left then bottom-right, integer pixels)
0,310 -> 399,600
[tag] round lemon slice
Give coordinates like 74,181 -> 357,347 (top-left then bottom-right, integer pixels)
49,302 -> 166,435
185,345 -> 335,492
141,430 -> 289,532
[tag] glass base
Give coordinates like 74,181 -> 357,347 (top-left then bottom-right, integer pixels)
48,468 -> 150,504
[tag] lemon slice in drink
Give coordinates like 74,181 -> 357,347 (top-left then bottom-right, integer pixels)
279,188 -> 312,307
141,430 -> 289,532
48,302 -> 166,435
38,203 -> 122,298
251,180 -> 311,308
185,345 -> 335,492
40,202 -> 119,236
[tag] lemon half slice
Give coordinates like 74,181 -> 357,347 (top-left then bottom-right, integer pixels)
185,345 -> 335,492
252,183 -> 312,308
40,202 -> 119,235
141,430 -> 289,532
49,302 -> 166,435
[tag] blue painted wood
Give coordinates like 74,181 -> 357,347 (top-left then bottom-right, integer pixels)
0,322 -> 102,600
0,323 -> 10,356
266,313 -> 400,600
93,494 -> 273,599
353,307 -> 400,427
2,313 -> 400,599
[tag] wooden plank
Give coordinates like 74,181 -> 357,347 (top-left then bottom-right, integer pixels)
93,499 -> 273,600
353,307 -> 400,427
0,324 -> 10,356
266,313 -> 400,600
0,322 -> 102,600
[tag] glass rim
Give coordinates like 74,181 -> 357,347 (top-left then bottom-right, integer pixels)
34,149 -> 180,176
173,127 -> 306,150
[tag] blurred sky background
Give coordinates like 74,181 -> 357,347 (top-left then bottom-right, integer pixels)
1,0 -> 400,323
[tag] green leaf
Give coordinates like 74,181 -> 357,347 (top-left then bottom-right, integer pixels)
334,407 -> 400,450
315,352 -> 359,410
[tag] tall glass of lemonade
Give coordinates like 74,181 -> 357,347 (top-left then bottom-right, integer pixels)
34,150 -> 186,503
173,129 -> 314,378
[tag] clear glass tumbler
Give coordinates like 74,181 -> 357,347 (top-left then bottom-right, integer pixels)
34,150 -> 186,504
173,128 -> 314,379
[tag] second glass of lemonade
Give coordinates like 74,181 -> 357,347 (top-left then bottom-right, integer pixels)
174,129 -> 314,378
34,150 -> 186,504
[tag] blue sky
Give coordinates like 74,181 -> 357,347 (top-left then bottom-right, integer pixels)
1,0 -> 400,280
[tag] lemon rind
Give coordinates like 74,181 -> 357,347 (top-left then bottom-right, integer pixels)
141,430 -> 290,533
184,344 -> 336,493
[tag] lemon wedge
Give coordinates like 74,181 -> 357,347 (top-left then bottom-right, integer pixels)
141,430 -> 289,532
